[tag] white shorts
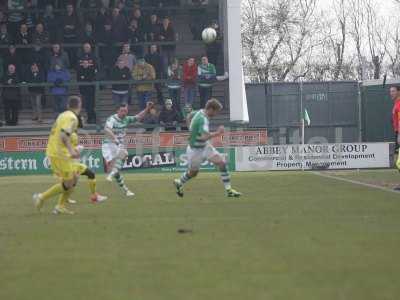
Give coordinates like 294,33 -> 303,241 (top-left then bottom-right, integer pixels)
102,143 -> 127,163
186,144 -> 220,170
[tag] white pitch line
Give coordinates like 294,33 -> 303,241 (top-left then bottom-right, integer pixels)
312,171 -> 400,195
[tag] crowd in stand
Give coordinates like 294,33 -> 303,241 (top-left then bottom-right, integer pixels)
0,0 -> 223,127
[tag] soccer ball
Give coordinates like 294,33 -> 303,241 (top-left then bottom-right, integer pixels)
202,27 -> 217,44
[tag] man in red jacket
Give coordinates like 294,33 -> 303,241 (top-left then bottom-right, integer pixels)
183,57 -> 197,107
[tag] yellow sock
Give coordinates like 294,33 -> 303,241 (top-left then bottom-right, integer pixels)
58,189 -> 73,207
88,179 -> 96,195
41,183 -> 65,201
397,155 -> 400,169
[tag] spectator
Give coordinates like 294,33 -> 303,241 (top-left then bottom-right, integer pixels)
182,103 -> 193,120
167,58 -> 183,111
183,57 -> 197,106
132,56 -> 156,110
145,13 -> 161,42
198,56 -> 216,107
116,0 -> 129,18
159,98 -> 181,130
78,43 -> 98,68
7,0 -> 24,36
145,44 -> 164,104
188,0 -> 208,40
110,59 -> 132,105
24,0 -> 37,33
2,64 -> 21,126
30,42 -> 49,73
143,106 -> 159,127
94,5 -> 109,36
80,22 -> 96,47
81,0 -> 101,23
32,22 -> 50,45
111,7 -> 127,42
77,43 -> 98,124
61,4 -> 81,66
131,8 -> 145,34
4,45 -> 21,76
96,14 -> 114,72
0,10 -> 8,25
118,43 -> 136,71
47,64 -> 71,115
159,16 -> 176,65
181,103 -> 193,130
126,18 -> 145,54
15,23 -> 31,44
49,43 -> 70,69
0,24 -> 11,56
26,63 -> 45,123
15,23 -> 32,68
42,4 -> 58,42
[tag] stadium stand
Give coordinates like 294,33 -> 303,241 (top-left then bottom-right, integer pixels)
0,0 -> 229,132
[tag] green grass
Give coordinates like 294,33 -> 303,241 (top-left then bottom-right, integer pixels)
1,171 -> 400,300
325,169 -> 400,188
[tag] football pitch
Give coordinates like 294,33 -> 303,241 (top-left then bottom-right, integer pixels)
1,171 -> 400,300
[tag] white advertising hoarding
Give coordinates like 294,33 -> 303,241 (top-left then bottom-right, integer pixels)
236,143 -> 390,171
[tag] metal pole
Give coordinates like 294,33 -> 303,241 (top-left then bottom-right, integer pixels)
300,79 -> 305,170
357,81 -> 363,142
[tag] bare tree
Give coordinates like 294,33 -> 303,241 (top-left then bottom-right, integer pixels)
348,0 -> 366,80
242,0 -> 397,82
384,20 -> 400,77
331,0 -> 348,80
364,0 -> 387,79
241,0 -> 319,82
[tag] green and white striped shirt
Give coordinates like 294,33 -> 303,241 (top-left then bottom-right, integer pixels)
189,110 -> 210,148
103,114 -> 138,144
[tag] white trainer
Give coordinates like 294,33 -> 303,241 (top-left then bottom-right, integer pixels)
106,173 -> 113,182
33,193 -> 43,211
125,190 -> 135,197
91,193 -> 108,203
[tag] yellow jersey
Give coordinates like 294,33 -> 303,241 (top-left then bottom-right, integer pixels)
46,111 -> 79,159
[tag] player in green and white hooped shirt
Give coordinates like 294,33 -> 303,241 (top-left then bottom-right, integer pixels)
174,98 -> 241,198
102,102 -> 153,196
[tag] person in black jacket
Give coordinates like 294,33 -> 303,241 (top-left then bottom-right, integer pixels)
96,15 -> 114,73
61,4 -> 81,67
77,44 -> 97,124
145,13 -> 161,42
3,45 -> 21,75
159,16 -> 176,66
110,59 -> 132,105
15,23 -> 32,69
145,44 -> 164,104
126,18 -> 145,55
80,22 -> 96,48
0,24 -> 12,57
26,63 -> 45,123
2,64 -> 21,126
159,98 -> 181,131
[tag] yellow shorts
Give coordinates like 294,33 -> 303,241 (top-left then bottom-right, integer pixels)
73,162 -> 88,175
49,157 -> 77,181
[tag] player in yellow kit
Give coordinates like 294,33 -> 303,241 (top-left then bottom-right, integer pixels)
33,95 -> 105,214
67,130 -> 107,204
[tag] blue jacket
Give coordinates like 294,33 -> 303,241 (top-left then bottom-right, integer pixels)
47,69 -> 71,95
